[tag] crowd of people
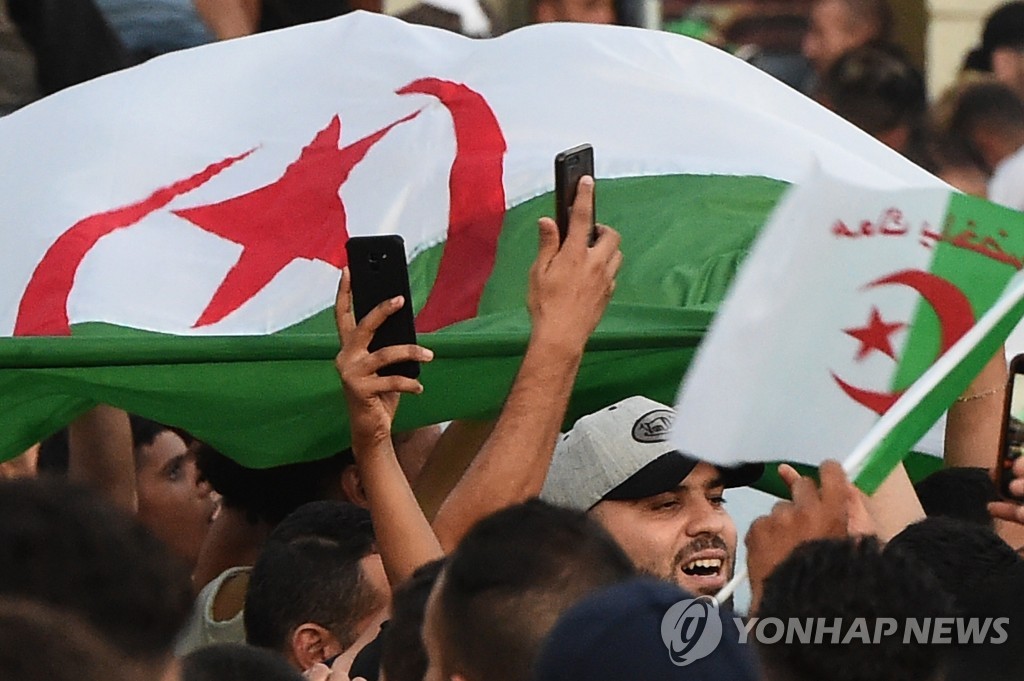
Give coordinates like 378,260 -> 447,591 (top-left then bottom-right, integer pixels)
4,0 -> 1024,680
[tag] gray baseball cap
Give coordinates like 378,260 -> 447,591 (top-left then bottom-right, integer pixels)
540,396 -> 763,511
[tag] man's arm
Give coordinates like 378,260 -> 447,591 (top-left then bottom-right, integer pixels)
862,463 -> 925,541
335,270 -> 443,588
944,351 -> 1006,469
412,419 -> 495,521
942,351 -> 1024,546
431,177 -> 622,551
67,405 -> 137,513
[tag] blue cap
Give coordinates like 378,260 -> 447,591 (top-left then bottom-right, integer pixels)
533,578 -> 759,681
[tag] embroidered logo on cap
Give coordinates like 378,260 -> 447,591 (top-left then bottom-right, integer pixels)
632,409 -> 674,443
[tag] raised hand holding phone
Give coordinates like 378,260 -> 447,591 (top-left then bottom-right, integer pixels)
334,264 -> 433,450
531,171 -> 623,352
555,144 -> 596,246
345,235 -> 420,379
334,263 -> 445,589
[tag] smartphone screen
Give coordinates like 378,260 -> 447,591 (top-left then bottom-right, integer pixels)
998,355 -> 1024,499
554,144 -> 595,245
345,235 -> 420,379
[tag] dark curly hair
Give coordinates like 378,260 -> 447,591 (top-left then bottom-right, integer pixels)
192,442 -> 354,526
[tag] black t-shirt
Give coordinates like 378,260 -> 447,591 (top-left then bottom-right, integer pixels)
349,621 -> 386,681
259,0 -> 352,31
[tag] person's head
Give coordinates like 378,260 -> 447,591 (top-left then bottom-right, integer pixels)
921,133 -> 991,196
947,76 -> 1024,170
0,478 -> 192,677
758,537 -> 952,681
244,501 -> 389,671
423,500 -> 635,681
944,561 -> 1024,681
541,396 -> 762,596
193,443 -> 361,526
181,643 -> 305,681
130,416 -> 216,569
979,2 -> 1024,99
886,516 -> 1021,607
817,44 -> 926,156
382,558 -> 446,681
913,467 -> 998,527
532,0 -> 615,25
802,0 -> 893,75
534,578 -> 760,681
0,597 -> 136,681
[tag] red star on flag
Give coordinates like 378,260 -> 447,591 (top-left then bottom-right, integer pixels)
843,306 -> 906,361
175,112 -> 418,328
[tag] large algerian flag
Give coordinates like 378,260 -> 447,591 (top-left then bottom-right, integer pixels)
672,169 -> 1024,493
0,12 -> 947,467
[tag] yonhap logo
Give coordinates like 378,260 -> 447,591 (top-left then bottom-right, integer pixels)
660,596 -> 722,666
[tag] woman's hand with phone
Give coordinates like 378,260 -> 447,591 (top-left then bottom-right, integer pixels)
334,267 -> 434,451
990,456 -> 1024,524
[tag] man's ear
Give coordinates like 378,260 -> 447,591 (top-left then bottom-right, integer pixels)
340,464 -> 369,508
289,622 -> 342,672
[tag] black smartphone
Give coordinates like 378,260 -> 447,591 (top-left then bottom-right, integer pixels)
345,235 -> 420,379
997,353 -> 1024,499
554,144 -> 596,245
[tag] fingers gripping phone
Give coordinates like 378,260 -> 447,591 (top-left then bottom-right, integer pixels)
554,144 -> 596,245
997,353 -> 1024,499
345,235 -> 420,379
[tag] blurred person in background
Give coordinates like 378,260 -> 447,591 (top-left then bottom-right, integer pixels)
93,0 -> 213,60
0,478 -> 192,681
0,0 -> 37,115
802,0 -> 892,88
7,0 -> 129,95
0,598 -> 139,681
531,0 -> 615,25
816,42 -> 927,161
194,0 -> 377,40
968,2 -> 1024,100
945,78 -> 1024,209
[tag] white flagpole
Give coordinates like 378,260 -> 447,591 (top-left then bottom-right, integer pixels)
715,270 -> 1024,608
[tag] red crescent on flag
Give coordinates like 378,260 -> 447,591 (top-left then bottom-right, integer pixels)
831,269 -> 975,415
399,79 -> 508,333
13,151 -> 255,336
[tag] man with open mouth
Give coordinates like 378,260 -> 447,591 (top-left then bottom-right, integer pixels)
541,396 -> 763,597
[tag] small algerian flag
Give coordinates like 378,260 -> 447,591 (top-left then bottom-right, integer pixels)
671,169 -> 1024,493
0,13 -> 943,466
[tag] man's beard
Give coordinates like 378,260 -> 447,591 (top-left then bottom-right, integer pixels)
642,534 -> 734,598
